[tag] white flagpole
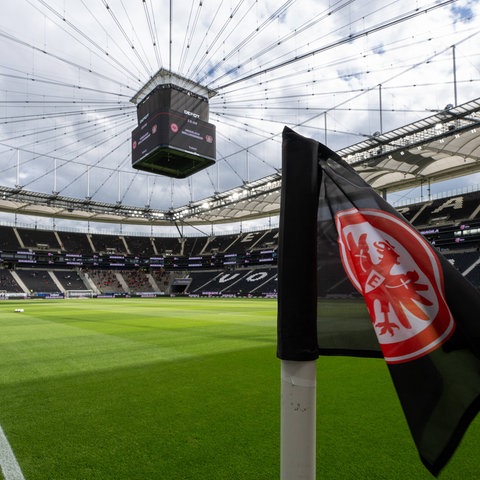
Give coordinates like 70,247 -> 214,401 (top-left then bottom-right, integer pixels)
280,359 -> 316,480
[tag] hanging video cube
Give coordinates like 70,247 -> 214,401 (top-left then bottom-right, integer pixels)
131,83 -> 216,179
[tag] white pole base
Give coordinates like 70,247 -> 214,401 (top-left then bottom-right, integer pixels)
280,360 -> 316,480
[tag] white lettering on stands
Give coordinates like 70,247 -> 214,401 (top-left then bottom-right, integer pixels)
432,197 -> 463,213
218,273 -> 240,283
246,272 -> 268,282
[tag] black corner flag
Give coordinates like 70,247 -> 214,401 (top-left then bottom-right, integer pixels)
277,126 -> 480,476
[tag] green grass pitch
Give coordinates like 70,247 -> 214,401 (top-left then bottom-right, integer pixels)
0,297 -> 478,479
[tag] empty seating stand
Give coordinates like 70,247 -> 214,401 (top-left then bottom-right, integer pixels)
0,187 -> 479,298
15,270 -> 59,293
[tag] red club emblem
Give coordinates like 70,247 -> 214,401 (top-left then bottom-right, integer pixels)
336,208 -> 455,364
170,123 -> 179,133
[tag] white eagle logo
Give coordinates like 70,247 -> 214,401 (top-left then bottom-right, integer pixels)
336,208 -> 455,364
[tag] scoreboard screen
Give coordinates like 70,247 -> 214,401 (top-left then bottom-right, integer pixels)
131,109 -> 216,178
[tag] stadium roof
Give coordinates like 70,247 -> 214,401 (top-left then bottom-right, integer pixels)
340,98 -> 480,192
1,98 -> 480,227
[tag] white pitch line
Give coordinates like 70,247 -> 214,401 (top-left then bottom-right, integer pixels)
0,425 -> 25,480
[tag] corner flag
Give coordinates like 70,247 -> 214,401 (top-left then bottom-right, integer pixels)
277,126 -> 480,476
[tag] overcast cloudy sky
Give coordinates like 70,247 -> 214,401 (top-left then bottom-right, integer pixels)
0,0 -> 479,233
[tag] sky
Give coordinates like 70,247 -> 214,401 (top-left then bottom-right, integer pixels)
0,0 -> 479,235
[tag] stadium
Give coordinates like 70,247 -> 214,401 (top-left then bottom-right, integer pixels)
1,1 -> 480,479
